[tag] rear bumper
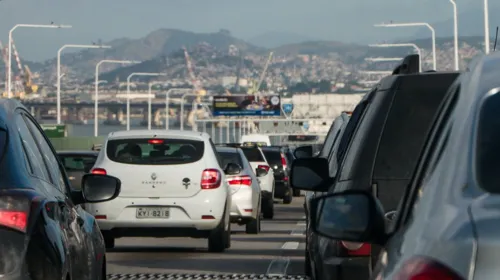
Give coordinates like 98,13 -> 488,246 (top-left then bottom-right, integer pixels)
85,194 -> 227,234
230,187 -> 257,219
274,180 -> 290,198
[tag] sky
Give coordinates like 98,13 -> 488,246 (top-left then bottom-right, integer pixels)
0,0 -> 477,61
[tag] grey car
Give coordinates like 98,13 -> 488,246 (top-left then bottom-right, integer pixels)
57,150 -> 99,190
310,52 -> 500,280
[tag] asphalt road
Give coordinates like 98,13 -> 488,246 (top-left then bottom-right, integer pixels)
106,197 -> 308,279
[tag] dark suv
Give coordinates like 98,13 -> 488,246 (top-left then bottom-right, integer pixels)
261,146 -> 292,204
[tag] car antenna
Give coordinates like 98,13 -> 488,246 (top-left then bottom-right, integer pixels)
493,26 -> 499,52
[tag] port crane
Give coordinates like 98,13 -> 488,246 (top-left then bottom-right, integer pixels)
0,39 -> 38,98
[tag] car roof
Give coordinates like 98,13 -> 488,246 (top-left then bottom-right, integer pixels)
108,129 -> 210,140
56,150 -> 99,156
215,146 -> 239,153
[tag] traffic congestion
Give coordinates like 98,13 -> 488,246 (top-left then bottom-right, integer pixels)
1,50 -> 500,280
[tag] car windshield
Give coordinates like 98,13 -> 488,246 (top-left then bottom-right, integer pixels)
217,151 -> 244,168
106,138 -> 204,165
241,148 -> 265,162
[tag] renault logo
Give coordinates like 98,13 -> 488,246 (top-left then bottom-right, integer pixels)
151,173 -> 157,180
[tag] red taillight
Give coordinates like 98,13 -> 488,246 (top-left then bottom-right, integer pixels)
280,153 -> 287,169
91,168 -> 107,175
341,241 -> 371,256
394,257 -> 464,280
0,196 -> 30,233
257,165 -> 270,172
227,175 -> 252,186
201,169 -> 222,189
148,139 -> 164,144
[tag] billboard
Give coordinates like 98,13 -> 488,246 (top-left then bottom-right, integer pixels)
212,95 -> 281,116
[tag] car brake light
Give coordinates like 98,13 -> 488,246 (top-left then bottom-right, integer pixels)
341,241 -> 371,256
91,168 -> 107,175
148,139 -> 164,144
0,196 -> 30,233
201,169 -> 222,189
227,175 -> 252,186
280,153 -> 287,169
394,257 -> 464,280
257,165 -> 270,172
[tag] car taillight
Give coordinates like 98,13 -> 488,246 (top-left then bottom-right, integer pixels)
280,153 -> 287,169
257,165 -> 270,172
341,241 -> 371,256
394,257 -> 464,280
0,196 -> 30,233
148,139 -> 164,144
227,175 -> 252,186
201,169 -> 222,189
91,168 -> 107,175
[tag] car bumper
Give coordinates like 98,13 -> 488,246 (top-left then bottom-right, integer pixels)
230,187 -> 257,219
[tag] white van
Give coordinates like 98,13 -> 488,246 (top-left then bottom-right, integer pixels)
240,134 -> 271,147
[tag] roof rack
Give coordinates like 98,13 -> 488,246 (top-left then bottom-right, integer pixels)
392,54 -> 420,75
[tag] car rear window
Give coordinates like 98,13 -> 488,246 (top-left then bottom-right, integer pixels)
261,149 -> 282,165
59,155 -> 96,171
241,148 -> 265,162
0,129 -> 6,162
106,138 -> 204,165
218,151 -> 243,168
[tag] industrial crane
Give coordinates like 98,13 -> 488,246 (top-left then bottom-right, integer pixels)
248,52 -> 273,96
1,39 -> 39,98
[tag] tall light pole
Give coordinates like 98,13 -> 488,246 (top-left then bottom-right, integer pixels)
126,72 -> 166,130
374,22 -> 437,70
57,44 -> 111,124
148,81 -> 163,130
94,59 -> 140,136
368,43 -> 422,72
449,0 -> 459,70
7,23 -> 71,98
484,0 -> 490,54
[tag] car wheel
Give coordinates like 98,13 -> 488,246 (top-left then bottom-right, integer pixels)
304,249 -> 312,277
283,190 -> 293,204
245,215 -> 260,234
208,216 -> 228,252
103,235 -> 115,249
293,189 -> 301,197
262,198 -> 274,219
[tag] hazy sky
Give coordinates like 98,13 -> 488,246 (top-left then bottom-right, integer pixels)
0,0 -> 476,61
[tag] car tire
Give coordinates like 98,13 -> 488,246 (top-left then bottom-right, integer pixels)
283,191 -> 293,204
305,250 -> 312,277
208,216 -> 228,252
245,215 -> 260,234
262,198 -> 274,219
293,189 -> 301,197
103,234 -> 115,249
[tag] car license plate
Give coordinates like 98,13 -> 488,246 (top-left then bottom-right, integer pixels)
136,207 -> 170,219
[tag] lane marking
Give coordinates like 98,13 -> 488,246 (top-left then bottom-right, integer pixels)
302,215 -> 306,219
290,221 -> 306,236
281,241 -> 299,250
266,257 -> 290,276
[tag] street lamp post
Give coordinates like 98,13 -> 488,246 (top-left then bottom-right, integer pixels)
449,0 -> 459,70
147,81 -> 163,130
94,59 -> 140,136
165,88 -> 192,130
126,72 -> 166,130
368,43 -> 422,72
7,23 -> 71,98
374,22 -> 437,70
57,44 -> 111,124
484,0 -> 490,54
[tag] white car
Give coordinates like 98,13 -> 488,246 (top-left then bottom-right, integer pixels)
86,130 -> 232,252
240,146 -> 275,219
215,146 -> 262,234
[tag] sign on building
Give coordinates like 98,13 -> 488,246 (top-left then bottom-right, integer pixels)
212,95 -> 281,116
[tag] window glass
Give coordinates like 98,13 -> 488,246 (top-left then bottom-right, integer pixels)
261,150 -> 282,165
241,147 -> 265,162
0,130 -> 5,162
60,156 -> 96,171
217,151 -> 243,168
15,114 -> 50,181
106,138 -> 205,165
476,92 -> 500,193
23,115 -> 67,193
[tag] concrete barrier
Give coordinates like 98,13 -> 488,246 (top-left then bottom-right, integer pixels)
50,137 -> 106,151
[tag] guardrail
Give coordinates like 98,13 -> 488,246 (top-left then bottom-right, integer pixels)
50,137 -> 106,151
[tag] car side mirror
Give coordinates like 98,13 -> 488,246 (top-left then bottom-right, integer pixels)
294,145 -> 313,159
310,190 -> 387,245
78,174 -> 121,204
255,167 -> 268,177
224,163 -> 242,175
290,157 -> 331,192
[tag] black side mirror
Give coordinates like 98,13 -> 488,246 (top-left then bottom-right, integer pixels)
310,190 -> 387,245
81,174 -> 121,203
294,145 -> 313,159
290,157 -> 331,192
255,167 -> 268,177
224,163 -> 242,175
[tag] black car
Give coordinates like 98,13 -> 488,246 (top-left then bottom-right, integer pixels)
57,150 -> 99,190
260,146 -> 292,204
291,55 -> 460,279
0,99 -> 121,280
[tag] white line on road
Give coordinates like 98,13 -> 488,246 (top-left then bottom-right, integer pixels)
281,241 -> 299,250
302,215 -> 306,219
290,221 -> 306,236
266,257 -> 291,276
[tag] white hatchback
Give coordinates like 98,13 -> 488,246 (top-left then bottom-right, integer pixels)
86,130 -> 232,252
